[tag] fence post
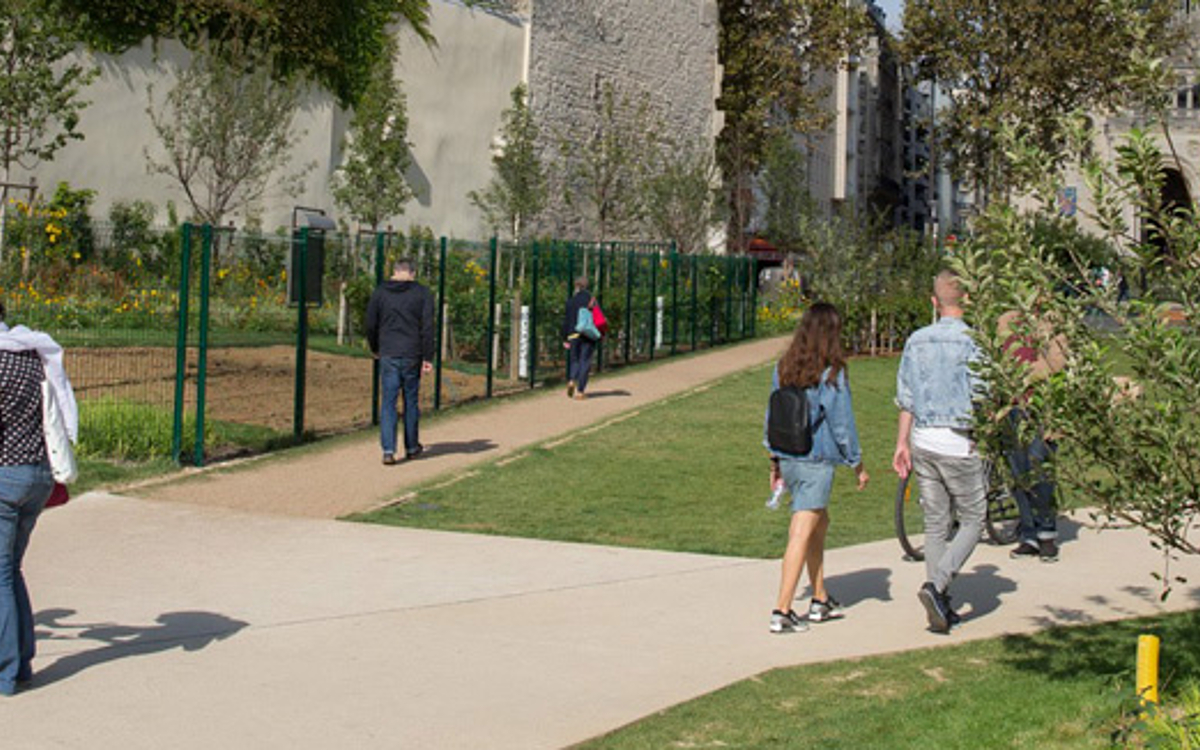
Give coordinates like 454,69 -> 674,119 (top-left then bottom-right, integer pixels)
486,236 -> 497,399
194,224 -> 214,466
670,242 -> 678,356
566,241 -> 576,380
750,256 -> 759,338
596,244 -> 607,372
372,232 -> 385,426
691,254 -> 698,351
724,255 -> 734,343
171,224 -> 193,464
646,249 -> 656,360
293,227 -> 310,445
529,239 -> 540,388
624,246 -> 634,364
435,236 -> 447,410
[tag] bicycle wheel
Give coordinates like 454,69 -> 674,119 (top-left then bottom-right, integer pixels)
984,462 -> 1021,545
894,472 -> 925,561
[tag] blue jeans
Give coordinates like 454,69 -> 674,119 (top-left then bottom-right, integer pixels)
0,463 -> 54,695
380,357 -> 422,455
1005,410 -> 1058,543
568,339 -> 595,393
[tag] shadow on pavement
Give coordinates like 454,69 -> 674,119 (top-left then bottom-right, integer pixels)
580,389 -> 631,399
30,608 -> 248,689
420,439 -> 498,459
954,564 -> 1017,622
801,567 -> 893,607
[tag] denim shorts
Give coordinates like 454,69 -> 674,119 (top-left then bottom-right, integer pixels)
779,458 -> 836,512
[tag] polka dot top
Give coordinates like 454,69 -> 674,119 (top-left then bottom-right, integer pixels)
0,350 -> 47,466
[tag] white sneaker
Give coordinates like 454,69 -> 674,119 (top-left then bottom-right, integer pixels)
769,609 -> 809,633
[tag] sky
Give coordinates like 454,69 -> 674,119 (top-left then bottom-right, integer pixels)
876,0 -> 904,31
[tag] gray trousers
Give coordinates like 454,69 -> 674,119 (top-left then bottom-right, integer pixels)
913,447 -> 988,592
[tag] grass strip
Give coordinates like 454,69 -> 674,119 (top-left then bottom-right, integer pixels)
354,356 -> 907,558
575,609 -> 1200,749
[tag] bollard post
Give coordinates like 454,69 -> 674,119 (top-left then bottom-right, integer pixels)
1137,634 -> 1160,708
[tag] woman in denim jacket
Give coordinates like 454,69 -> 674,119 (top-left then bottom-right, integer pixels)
764,303 -> 869,634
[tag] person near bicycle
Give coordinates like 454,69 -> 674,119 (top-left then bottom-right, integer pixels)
764,303 -> 869,634
996,309 -> 1067,562
893,270 -> 986,634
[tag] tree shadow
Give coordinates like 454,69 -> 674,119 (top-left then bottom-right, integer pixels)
999,608 -> 1200,686
419,439 -> 498,459
952,564 -> 1018,622
29,608 -> 248,689
799,567 -> 893,607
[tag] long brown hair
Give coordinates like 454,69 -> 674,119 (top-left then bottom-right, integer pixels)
778,302 -> 846,388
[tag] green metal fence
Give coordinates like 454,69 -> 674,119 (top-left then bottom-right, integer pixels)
2,216 -> 757,467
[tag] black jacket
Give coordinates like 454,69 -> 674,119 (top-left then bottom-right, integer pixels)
563,289 -> 591,342
366,280 -> 436,361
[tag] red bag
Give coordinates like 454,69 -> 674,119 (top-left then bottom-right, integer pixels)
45,482 -> 70,509
592,304 -> 608,336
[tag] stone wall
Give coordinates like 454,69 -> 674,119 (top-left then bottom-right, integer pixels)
526,0 -> 720,239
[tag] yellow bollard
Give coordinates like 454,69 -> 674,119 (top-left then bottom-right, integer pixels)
1137,634 -> 1160,706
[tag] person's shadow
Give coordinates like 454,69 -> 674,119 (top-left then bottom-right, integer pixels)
419,439 -> 497,459
952,564 -> 1018,622
29,608 -> 248,689
800,567 -> 893,607
580,389 -> 631,399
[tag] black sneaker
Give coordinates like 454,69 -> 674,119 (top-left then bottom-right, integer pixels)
918,583 -> 950,634
769,609 -> 809,634
1009,542 -> 1040,559
382,453 -> 396,466
808,596 -> 845,623
1038,539 -> 1059,563
405,444 -> 425,460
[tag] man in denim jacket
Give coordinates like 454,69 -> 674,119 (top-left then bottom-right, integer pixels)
893,270 -> 985,634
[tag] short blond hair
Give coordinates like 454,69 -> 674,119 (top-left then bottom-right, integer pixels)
933,270 -> 965,309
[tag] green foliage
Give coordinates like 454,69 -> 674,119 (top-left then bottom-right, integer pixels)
900,0 -> 1179,195
468,84 -> 546,242
717,0 -> 871,248
762,133 -> 817,253
145,44 -> 310,226
954,120 -> 1200,573
333,40 -> 414,231
0,0 -> 97,172
48,0 -> 434,108
79,397 -> 284,460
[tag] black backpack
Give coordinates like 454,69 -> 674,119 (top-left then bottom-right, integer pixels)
767,386 -> 814,456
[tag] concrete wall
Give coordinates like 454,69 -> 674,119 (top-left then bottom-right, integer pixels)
15,0 -> 526,237
527,0 -> 720,238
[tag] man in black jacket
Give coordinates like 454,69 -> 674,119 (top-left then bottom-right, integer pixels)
366,259 -> 435,465
563,276 -> 593,399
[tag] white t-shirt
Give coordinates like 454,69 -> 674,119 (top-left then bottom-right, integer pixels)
912,426 -> 975,458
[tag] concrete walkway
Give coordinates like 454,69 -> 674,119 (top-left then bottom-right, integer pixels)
7,497 -> 1198,748
135,336 -> 792,518
5,338 -> 1199,747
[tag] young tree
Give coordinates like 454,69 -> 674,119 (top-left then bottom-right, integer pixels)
145,44 -> 310,229
957,116 -> 1200,591
901,0 -> 1180,201
0,0 -> 96,258
717,0 -> 870,250
761,133 -> 816,254
468,83 -> 545,243
640,139 -> 722,255
333,41 -> 414,232
561,82 -> 657,241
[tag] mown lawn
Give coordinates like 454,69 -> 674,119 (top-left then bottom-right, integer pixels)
355,355 -> 907,558
575,609 -> 1200,749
